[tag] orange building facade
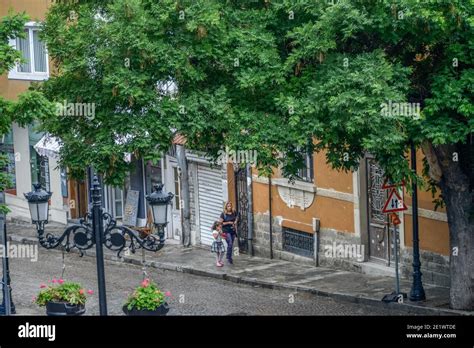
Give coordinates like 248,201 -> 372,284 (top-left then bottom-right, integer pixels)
227,150 -> 451,287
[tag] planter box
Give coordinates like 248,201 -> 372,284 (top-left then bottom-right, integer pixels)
46,301 -> 86,316
122,302 -> 169,316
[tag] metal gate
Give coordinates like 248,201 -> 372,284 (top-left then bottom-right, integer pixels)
366,159 -> 390,263
234,168 -> 249,253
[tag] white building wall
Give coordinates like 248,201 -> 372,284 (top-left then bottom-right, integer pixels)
5,124 -> 67,224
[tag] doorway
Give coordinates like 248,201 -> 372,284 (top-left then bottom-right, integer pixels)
164,156 -> 182,241
366,158 -> 390,263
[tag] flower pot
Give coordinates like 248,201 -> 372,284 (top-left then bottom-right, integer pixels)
122,302 -> 169,316
45,301 -> 86,316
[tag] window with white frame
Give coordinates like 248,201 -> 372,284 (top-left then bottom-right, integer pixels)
8,22 -> 49,81
113,187 -> 124,218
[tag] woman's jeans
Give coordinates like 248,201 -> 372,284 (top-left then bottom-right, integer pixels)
225,233 -> 236,261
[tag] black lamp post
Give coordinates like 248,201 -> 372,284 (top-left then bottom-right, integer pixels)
0,135 -> 15,315
24,175 -> 171,316
146,184 -> 174,241
409,142 -> 426,301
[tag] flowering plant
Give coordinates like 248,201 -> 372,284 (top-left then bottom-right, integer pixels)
124,278 -> 171,311
35,279 -> 93,307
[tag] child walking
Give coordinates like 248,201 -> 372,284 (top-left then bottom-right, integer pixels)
211,221 -> 226,267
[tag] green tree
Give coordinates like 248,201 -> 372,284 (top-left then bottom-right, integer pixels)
37,0 -> 472,309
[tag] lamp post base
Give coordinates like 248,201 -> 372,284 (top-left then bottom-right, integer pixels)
0,302 -> 16,315
409,287 -> 426,302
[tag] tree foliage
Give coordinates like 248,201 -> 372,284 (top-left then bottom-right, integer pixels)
36,0 -> 472,189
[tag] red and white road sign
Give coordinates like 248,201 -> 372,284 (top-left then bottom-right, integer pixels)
382,178 -> 405,189
382,189 -> 407,213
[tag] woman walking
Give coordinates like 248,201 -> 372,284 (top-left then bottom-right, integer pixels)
220,201 -> 239,264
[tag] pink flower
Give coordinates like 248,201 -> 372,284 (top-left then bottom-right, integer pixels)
52,278 -> 57,284
32,296 -> 36,302
87,290 -> 94,295
165,291 -> 171,297
79,289 -> 85,295
58,279 -> 64,284
40,284 -> 46,288
141,278 -> 150,287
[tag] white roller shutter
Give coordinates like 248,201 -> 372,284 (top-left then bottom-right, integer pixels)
197,165 -> 223,246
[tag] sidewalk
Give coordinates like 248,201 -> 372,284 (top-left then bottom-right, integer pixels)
5,221 -> 471,316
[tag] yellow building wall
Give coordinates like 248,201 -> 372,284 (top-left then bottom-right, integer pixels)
404,216 -> 450,256
245,148 -> 449,255
0,0 -> 49,19
0,0 -> 50,99
314,151 -> 353,194
250,151 -> 355,234
402,149 -> 450,255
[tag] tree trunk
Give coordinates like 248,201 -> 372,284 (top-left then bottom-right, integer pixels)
176,145 -> 192,247
430,143 -> 474,310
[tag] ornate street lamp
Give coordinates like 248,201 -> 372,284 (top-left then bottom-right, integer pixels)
24,175 -> 170,316
146,184 -> 174,243
24,183 -> 52,226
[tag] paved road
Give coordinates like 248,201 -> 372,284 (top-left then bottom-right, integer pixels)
7,246 -> 410,316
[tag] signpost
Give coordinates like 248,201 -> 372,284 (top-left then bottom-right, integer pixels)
382,188 -> 407,214
381,184 -> 408,303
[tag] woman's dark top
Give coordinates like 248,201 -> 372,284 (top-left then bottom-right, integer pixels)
220,211 -> 237,235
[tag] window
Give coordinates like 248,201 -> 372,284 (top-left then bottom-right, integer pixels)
60,168 -> 68,198
29,128 -> 50,192
173,166 -> 180,210
297,151 -> 314,183
8,22 -> 49,81
113,187 -> 124,218
0,131 -> 16,194
30,152 -> 50,192
282,228 -> 314,258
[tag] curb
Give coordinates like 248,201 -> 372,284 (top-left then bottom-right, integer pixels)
7,234 -> 471,316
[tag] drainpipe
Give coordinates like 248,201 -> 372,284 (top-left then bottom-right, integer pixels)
246,165 -> 254,256
313,218 -> 321,266
268,175 -> 273,259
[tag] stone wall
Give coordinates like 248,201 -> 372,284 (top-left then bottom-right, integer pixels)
401,247 -> 450,287
252,212 -> 282,257
317,228 -> 366,273
252,212 -> 451,287
252,213 -> 316,266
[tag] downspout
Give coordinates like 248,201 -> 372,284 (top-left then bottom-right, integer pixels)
268,175 -> 273,259
246,164 -> 254,256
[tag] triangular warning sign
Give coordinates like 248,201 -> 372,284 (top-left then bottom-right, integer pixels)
382,178 -> 405,189
382,188 -> 407,213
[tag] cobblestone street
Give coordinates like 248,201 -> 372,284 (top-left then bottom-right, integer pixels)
8,246 -> 413,316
